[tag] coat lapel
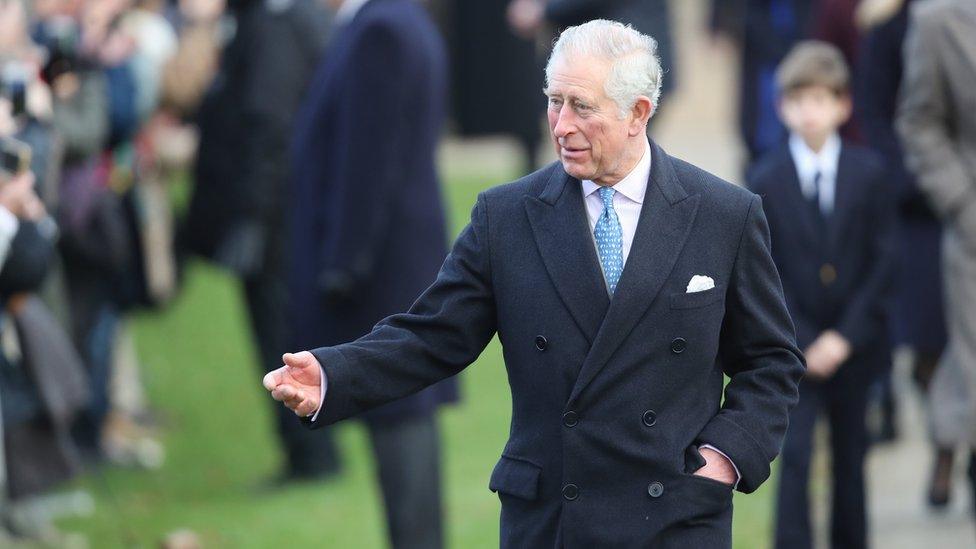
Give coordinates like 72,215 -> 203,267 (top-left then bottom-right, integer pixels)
524,167 -> 610,345
827,146 -> 857,253
568,144 -> 701,405
779,148 -> 825,251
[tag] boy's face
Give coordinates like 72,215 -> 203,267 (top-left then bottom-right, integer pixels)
779,85 -> 851,145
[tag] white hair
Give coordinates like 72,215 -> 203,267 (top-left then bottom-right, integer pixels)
545,19 -> 664,118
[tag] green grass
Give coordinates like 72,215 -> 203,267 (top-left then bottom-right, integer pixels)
56,170 -> 774,548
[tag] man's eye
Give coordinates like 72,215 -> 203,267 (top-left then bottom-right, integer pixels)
548,98 -> 563,107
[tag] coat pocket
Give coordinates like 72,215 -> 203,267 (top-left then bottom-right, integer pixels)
669,285 -> 725,310
489,455 -> 542,501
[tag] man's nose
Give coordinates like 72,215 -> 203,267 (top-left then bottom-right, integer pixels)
552,105 -> 577,138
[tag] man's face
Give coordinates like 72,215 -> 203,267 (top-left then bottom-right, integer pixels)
545,55 -> 642,185
779,85 -> 851,146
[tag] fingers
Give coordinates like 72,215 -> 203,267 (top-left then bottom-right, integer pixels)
293,398 -> 318,418
271,383 -> 303,408
270,384 -> 318,417
262,369 -> 282,391
267,353 -> 321,416
282,351 -> 316,371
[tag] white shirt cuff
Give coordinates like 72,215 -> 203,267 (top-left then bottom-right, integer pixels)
700,444 -> 741,488
309,365 -> 328,421
0,207 -> 20,267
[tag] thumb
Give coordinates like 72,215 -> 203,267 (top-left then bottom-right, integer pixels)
262,369 -> 282,391
282,351 -> 316,371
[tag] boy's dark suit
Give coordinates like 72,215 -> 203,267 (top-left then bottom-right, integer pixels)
749,142 -> 896,549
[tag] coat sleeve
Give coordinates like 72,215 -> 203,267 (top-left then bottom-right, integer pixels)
896,6 -> 976,225
697,195 -> 805,494
307,195 -> 498,426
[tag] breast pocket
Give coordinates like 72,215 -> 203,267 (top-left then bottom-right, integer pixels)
669,285 -> 725,310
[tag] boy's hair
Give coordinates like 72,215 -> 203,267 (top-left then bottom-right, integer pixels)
776,41 -> 850,96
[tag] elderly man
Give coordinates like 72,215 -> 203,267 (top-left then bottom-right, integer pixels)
266,20 -> 804,546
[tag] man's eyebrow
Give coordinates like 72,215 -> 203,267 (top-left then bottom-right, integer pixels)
543,88 -> 593,102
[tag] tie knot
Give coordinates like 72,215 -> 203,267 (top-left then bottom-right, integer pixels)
598,187 -> 615,208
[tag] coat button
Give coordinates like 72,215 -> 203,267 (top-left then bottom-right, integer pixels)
647,482 -> 664,498
563,411 -> 579,427
535,335 -> 548,351
670,338 -> 687,354
562,483 -> 579,501
820,263 -> 837,286
642,410 -> 657,427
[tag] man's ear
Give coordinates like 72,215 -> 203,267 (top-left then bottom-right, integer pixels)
629,96 -> 654,136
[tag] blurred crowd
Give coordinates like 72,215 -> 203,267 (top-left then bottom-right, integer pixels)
0,0 -> 219,542
0,0 -> 973,546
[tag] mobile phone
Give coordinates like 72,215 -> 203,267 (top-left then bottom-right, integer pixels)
0,137 -> 32,180
0,63 -> 28,117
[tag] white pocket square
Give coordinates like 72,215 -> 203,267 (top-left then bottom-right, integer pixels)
686,275 -> 715,293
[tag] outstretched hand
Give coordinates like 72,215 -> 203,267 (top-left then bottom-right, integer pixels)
263,351 -> 322,417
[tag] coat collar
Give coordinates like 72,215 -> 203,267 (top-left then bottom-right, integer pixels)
525,142 -> 701,404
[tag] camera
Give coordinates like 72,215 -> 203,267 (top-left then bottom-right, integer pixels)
0,136 -> 32,181
0,62 -> 29,118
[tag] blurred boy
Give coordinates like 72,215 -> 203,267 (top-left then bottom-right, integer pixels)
748,41 -> 895,549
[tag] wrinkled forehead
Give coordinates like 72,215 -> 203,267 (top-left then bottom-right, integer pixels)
544,54 -> 611,99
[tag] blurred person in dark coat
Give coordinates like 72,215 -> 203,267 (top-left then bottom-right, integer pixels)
749,42 -> 895,549
739,0 -> 817,161
811,0 -> 864,142
184,0 -> 337,481
450,0 -> 544,175
897,0 -> 976,515
859,0 -> 948,462
289,0 -> 459,546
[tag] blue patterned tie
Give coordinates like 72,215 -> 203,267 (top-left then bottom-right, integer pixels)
595,187 -> 624,295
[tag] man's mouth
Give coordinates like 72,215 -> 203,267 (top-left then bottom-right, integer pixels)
561,146 -> 589,158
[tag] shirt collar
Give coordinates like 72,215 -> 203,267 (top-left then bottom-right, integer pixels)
336,0 -> 371,23
581,138 -> 652,204
788,132 -> 841,180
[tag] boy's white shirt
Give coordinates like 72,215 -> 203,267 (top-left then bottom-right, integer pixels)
789,132 -> 841,215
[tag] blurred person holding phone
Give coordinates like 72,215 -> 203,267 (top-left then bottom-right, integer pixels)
0,139 -> 46,262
